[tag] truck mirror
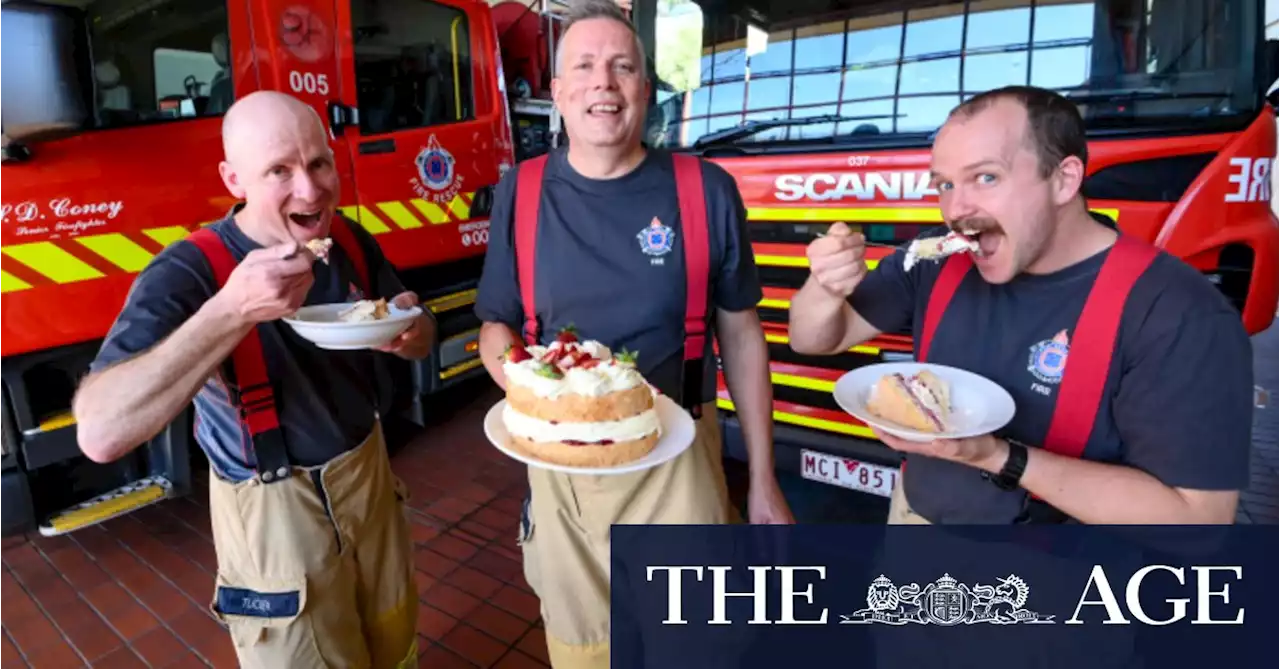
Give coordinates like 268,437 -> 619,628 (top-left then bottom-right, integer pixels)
0,4 -> 91,148
1,135 -> 33,164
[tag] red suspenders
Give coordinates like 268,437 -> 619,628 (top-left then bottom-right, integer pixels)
673,155 -> 711,415
186,216 -> 370,482
512,153 -> 712,415
514,155 -> 547,348
917,234 -> 1159,457
917,252 -> 974,363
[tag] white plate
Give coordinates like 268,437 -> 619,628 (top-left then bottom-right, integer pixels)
833,362 -> 1015,442
483,394 -> 697,475
283,302 -> 421,350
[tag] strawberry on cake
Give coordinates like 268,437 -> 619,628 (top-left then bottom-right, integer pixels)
499,326 -> 662,468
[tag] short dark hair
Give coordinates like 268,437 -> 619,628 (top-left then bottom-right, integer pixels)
949,86 -> 1087,179
556,0 -> 646,79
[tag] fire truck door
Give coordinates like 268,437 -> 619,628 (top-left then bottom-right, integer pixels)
329,0 -> 493,265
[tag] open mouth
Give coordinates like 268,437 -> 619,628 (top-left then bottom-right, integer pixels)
288,210 -> 324,229
587,103 -> 621,117
952,222 -> 1002,258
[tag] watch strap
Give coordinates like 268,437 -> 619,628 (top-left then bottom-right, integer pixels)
988,440 -> 1028,491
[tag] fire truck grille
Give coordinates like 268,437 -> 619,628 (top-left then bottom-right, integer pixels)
774,384 -> 844,413
756,306 -> 790,327
757,266 -> 808,290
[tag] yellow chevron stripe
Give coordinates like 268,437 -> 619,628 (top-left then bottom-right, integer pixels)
409,199 -> 451,224
144,226 -> 193,247
75,234 -> 155,272
448,194 -> 471,220
755,257 -> 880,270
376,201 -> 424,230
762,330 -> 879,356
2,243 -> 105,283
717,398 -> 877,439
0,271 -> 32,292
758,298 -> 790,310
756,254 -> 809,267
772,372 -> 836,393
748,206 -> 1121,224
339,205 -> 392,234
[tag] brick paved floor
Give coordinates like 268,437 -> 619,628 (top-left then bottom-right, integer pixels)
1,381 -> 547,668
1237,317 -> 1279,524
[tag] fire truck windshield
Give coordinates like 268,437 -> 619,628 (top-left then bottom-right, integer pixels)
638,0 -> 1268,151
1,0 -> 233,139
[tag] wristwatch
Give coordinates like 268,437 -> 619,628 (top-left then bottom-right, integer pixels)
985,439 -> 1028,491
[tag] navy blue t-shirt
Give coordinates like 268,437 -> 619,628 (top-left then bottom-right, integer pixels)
88,207 -> 408,482
474,147 -> 763,403
850,224 -> 1254,523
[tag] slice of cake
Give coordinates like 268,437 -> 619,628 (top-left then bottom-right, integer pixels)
866,369 -> 952,433
306,237 -> 333,264
499,326 -> 662,468
903,230 -> 979,271
338,298 -> 389,322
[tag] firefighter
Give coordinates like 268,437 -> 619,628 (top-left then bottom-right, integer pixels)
474,1 -> 794,666
72,91 -> 428,668
789,85 -> 1251,525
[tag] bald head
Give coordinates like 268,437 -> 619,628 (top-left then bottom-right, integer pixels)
221,90 -> 328,164
216,90 -> 340,247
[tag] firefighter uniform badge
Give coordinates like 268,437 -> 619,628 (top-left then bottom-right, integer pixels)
637,216 -> 675,262
1028,328 -> 1071,385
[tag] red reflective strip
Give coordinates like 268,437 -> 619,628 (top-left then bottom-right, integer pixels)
186,228 -> 280,437
329,216 -> 369,294
918,252 -> 973,362
672,154 -> 709,360
1041,235 -> 1158,458
515,156 -> 548,346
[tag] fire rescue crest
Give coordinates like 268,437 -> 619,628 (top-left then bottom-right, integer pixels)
839,573 -> 1054,626
411,134 -> 464,205
637,217 -> 675,261
1028,329 -> 1071,384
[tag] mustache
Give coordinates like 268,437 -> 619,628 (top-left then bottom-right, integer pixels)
949,217 -> 1002,235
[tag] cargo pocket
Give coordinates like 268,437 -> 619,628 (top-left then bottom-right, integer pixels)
209,572 -> 326,669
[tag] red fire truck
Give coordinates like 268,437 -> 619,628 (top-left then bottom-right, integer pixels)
634,0 -> 1277,502
0,0 -> 582,536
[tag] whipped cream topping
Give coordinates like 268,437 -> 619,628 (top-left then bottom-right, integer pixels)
904,231 -> 978,271
502,339 -> 644,398
502,402 -> 661,444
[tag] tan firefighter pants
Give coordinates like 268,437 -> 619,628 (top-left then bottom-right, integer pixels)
519,401 -> 738,669
206,419 -> 418,669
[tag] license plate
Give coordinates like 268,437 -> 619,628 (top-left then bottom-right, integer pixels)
800,449 -> 898,498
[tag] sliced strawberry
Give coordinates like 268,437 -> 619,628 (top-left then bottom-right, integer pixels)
508,346 -> 532,363
556,324 -> 579,344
